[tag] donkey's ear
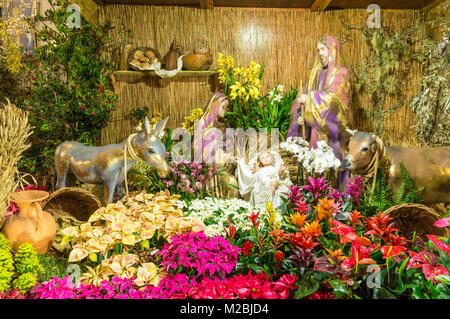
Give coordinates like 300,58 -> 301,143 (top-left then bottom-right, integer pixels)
346,129 -> 356,136
144,116 -> 151,136
154,117 -> 169,136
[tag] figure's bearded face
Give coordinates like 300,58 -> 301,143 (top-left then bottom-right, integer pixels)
317,42 -> 329,68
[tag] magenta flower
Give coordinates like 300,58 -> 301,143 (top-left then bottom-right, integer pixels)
344,175 -> 366,207
159,231 -> 241,278
434,217 -> 450,228
301,176 -> 329,200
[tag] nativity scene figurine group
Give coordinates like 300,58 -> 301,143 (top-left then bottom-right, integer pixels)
54,35 -> 450,208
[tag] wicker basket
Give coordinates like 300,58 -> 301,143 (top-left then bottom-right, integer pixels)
42,187 -> 102,221
382,203 -> 450,239
127,47 -> 161,71
279,148 -> 300,184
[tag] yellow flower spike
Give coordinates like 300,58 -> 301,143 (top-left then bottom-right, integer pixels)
267,201 -> 274,214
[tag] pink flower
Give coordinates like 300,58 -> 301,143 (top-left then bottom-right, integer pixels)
434,217 -> 450,228
407,251 -> 438,269
194,181 -> 202,190
422,264 -> 449,283
427,235 -> 450,253
159,232 -> 240,278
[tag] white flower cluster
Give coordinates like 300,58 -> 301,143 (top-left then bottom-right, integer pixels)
280,136 -> 341,174
268,84 -> 284,103
178,197 -> 285,237
178,197 -> 255,237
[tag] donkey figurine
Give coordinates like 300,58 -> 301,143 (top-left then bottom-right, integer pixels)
54,117 -> 170,204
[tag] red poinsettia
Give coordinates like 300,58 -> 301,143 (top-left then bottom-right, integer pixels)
426,235 -> 450,253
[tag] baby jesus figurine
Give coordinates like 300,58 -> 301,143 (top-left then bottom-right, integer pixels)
236,151 -> 292,209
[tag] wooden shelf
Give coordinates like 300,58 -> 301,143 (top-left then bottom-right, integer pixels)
113,70 -> 217,79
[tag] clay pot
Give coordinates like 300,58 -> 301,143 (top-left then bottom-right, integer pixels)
182,52 -> 213,71
1,190 -> 56,253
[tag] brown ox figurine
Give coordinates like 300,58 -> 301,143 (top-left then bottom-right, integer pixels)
54,117 -> 170,204
341,130 -> 450,204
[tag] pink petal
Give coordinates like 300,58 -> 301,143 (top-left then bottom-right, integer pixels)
434,217 -> 450,228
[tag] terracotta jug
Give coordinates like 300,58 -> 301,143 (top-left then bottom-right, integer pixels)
1,190 -> 56,253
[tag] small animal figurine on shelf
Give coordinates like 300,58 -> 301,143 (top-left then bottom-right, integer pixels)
163,41 -> 183,70
182,46 -> 213,71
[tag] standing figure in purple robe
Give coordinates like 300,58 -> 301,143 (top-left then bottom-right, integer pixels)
288,35 -> 354,189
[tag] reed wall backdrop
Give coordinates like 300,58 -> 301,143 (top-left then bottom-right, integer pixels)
97,5 -> 426,146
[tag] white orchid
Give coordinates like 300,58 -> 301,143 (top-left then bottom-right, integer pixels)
280,138 -> 341,174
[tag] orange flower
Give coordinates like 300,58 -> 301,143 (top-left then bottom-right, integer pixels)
301,220 -> 322,238
289,212 -> 308,228
318,197 -> 334,210
315,198 -> 334,221
325,248 -> 346,262
348,210 -> 364,226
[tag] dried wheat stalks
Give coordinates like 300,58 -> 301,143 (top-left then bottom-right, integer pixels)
0,98 -> 32,228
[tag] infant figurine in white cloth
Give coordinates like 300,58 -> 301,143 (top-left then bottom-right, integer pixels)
236,151 -> 293,209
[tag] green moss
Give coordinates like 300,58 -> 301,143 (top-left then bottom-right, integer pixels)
37,254 -> 70,283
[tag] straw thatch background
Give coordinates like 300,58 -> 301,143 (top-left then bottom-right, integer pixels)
97,5 -> 428,146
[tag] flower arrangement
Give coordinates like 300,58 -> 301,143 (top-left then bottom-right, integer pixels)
61,190 -> 205,286
179,197 -> 257,237
280,137 -> 341,175
158,231 -> 241,278
31,272 -> 297,299
217,53 -> 262,102
161,160 -> 219,201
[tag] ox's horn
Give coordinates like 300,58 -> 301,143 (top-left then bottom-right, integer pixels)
144,116 -> 151,135
346,129 -> 356,136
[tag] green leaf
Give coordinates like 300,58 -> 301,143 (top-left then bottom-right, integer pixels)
60,235 -> 72,247
329,278 -> 351,299
88,253 -> 97,263
373,287 -> 396,299
434,275 -> 450,285
294,275 -> 320,299
140,239 -> 150,250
